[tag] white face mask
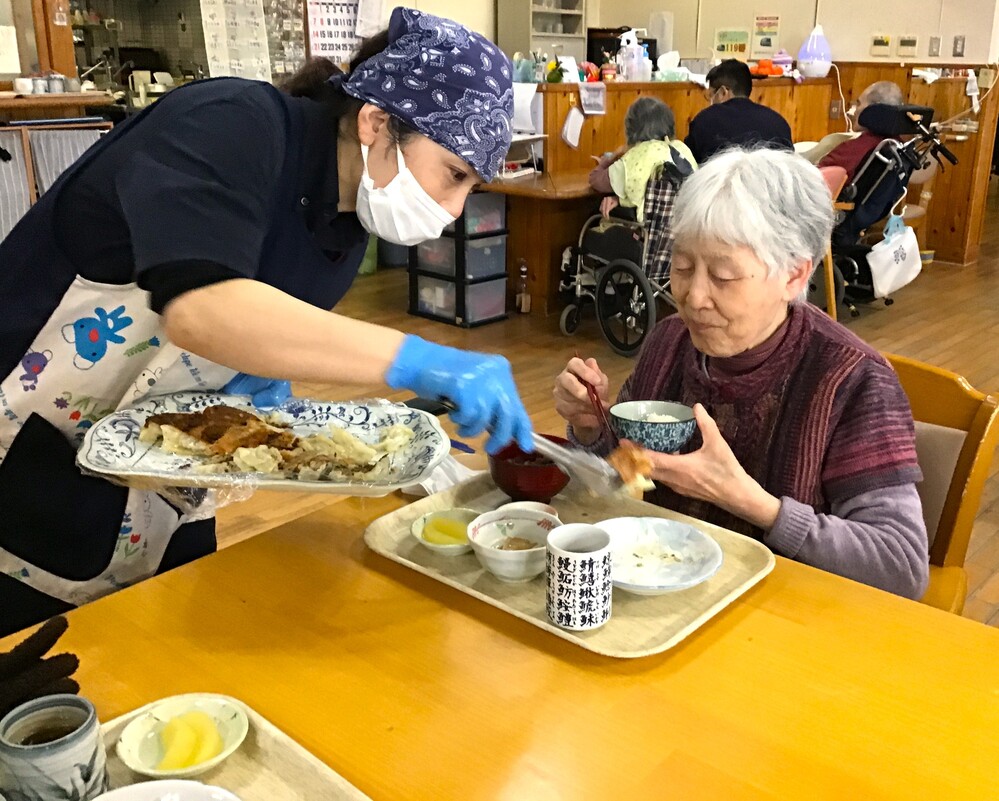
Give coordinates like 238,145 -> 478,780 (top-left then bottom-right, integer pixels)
355,143 -> 456,246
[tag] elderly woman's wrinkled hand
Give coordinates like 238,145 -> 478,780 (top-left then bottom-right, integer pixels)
599,196 -> 620,218
553,357 -> 611,444
645,404 -> 782,529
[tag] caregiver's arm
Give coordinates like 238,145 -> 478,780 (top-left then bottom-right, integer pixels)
163,278 -> 404,385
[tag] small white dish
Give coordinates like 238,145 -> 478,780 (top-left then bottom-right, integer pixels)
95,780 -> 242,800
468,509 -> 561,583
411,508 -> 478,555
495,501 -> 560,519
597,517 -> 723,595
116,694 -> 248,779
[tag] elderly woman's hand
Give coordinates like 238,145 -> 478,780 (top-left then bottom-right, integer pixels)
553,357 -> 611,445
644,404 -> 782,529
600,196 -> 620,218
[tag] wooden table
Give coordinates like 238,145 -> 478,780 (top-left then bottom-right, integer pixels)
6,495 -> 999,800
481,169 -> 598,316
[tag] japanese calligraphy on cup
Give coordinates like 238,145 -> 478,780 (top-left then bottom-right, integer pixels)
546,524 -> 612,631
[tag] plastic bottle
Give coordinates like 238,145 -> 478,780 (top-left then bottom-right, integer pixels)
516,260 -> 532,314
617,29 -> 644,82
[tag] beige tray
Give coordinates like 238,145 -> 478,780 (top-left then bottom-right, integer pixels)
101,697 -> 371,799
364,475 -> 775,659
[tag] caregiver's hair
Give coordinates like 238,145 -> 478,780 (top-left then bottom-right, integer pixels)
624,97 -> 676,145
670,147 -> 834,282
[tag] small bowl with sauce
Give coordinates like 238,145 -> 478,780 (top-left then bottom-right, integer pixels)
467,508 -> 561,582
411,509 -> 478,555
488,435 -> 571,503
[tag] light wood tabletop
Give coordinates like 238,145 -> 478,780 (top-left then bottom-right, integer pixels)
480,168 -> 596,200
7,494 -> 999,800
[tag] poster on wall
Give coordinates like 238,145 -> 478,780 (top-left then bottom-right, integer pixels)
266,0 -> 307,84
201,0 -> 272,81
0,26 -> 20,73
751,14 -> 780,59
307,0 -> 359,64
713,29 -> 750,61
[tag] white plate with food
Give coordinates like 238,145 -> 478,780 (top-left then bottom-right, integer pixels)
77,392 -> 449,497
596,516 -> 724,595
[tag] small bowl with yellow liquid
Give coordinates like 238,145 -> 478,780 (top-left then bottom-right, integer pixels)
411,509 -> 478,555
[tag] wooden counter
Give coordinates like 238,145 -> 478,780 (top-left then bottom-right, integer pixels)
8,494 -> 998,800
0,92 -> 115,122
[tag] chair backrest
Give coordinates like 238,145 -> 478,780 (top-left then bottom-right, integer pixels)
819,165 -> 848,199
28,129 -> 103,195
0,130 -> 33,241
885,353 -> 999,567
906,157 -> 938,212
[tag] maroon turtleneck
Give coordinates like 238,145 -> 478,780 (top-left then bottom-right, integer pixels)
704,314 -> 791,380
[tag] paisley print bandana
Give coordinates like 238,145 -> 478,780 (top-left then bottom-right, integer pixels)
340,7 -> 514,182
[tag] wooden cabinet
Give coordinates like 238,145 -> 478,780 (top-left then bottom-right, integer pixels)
497,0 -> 589,64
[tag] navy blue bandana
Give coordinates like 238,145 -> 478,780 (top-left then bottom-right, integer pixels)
341,7 -> 513,182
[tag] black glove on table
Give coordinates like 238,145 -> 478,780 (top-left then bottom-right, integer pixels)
0,616 -> 80,719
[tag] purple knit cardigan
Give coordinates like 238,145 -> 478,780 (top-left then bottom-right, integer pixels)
614,303 -> 923,538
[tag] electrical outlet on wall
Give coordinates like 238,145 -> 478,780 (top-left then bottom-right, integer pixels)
953,35 -> 966,58
829,99 -> 842,119
928,36 -> 941,57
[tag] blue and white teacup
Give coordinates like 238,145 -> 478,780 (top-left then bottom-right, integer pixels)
546,524 -> 613,631
0,694 -> 109,801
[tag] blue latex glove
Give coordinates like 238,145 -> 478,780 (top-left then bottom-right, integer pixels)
222,373 -> 293,409
386,336 -> 533,455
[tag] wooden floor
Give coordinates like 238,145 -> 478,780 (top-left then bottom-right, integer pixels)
219,184 -> 999,627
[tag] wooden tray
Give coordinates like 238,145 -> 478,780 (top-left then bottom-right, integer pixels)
101,697 -> 371,799
364,475 -> 775,659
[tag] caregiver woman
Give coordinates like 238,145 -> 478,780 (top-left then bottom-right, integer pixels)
0,8 -> 532,636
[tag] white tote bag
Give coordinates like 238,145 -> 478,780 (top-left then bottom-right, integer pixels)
867,214 -> 922,299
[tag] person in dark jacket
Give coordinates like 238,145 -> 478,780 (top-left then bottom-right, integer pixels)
685,60 -> 792,163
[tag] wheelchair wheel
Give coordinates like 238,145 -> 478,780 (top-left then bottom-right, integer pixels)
595,260 -> 656,357
559,303 -> 582,336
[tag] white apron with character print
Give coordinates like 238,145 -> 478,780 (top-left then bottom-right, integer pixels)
0,278 -> 236,606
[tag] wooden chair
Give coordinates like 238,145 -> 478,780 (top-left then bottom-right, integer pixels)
818,166 -> 849,322
885,353 -> 999,614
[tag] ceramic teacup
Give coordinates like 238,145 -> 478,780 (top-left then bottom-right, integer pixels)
0,694 -> 109,800
546,524 -> 613,631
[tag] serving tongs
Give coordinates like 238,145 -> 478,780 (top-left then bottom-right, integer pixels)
529,432 -> 624,495
432,396 -> 623,496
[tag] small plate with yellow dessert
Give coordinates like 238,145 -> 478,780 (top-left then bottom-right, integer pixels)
116,693 -> 249,779
411,509 -> 478,555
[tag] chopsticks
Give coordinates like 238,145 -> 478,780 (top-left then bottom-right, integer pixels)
575,351 -> 617,445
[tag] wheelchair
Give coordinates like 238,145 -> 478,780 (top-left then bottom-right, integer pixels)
558,162 -> 686,357
808,104 -> 957,317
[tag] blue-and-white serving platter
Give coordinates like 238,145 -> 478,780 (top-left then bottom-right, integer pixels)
78,392 -> 449,497
597,516 -> 724,595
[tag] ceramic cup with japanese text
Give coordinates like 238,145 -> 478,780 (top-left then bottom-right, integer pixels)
546,524 -> 612,631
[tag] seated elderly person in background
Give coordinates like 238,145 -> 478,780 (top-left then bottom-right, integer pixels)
818,81 -> 905,181
555,148 -> 929,599
684,60 -> 792,163
589,96 -> 696,222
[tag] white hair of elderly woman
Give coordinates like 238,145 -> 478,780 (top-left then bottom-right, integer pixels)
670,147 -> 834,296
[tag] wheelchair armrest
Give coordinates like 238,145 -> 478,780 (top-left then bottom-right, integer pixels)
839,185 -> 858,203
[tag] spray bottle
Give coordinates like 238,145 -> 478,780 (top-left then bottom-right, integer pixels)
617,28 -> 645,81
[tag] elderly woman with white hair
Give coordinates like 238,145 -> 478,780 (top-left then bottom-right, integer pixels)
555,148 -> 929,599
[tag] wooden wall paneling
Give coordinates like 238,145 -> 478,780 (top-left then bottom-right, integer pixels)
963,89 -> 999,264
794,81 -> 834,141
42,0 -> 76,77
